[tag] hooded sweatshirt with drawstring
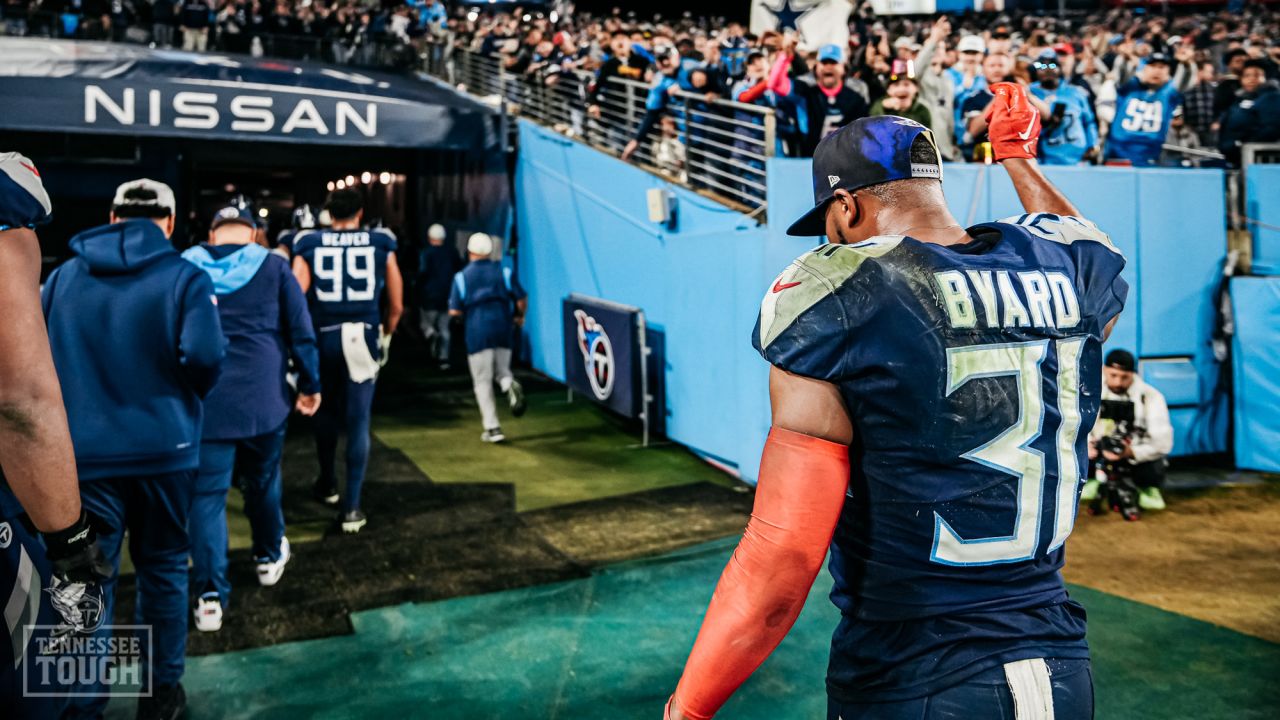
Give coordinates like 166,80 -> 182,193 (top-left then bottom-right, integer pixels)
40,219 -> 225,481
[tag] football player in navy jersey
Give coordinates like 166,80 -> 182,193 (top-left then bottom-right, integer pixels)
291,189 -> 403,533
667,86 -> 1127,720
0,154 -> 110,718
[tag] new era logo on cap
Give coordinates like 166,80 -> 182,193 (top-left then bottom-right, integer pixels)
828,175 -> 841,188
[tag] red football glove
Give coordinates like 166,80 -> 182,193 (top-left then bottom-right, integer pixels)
984,82 -> 1041,162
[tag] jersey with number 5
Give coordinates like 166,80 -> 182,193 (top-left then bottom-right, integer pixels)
293,228 -> 397,326
752,214 -> 1127,703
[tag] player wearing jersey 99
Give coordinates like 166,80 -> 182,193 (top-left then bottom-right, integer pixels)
667,86 -> 1126,720
291,189 -> 403,534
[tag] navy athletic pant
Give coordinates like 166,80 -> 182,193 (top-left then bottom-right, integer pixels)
66,470 -> 194,719
190,423 -> 288,604
315,328 -> 378,513
827,658 -> 1093,720
0,512 -> 67,718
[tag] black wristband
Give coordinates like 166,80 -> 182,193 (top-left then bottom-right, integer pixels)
42,511 -> 94,561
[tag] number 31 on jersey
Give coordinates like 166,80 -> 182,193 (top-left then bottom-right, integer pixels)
931,337 -> 1086,566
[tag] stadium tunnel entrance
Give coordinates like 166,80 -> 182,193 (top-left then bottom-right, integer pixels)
0,38 -> 511,275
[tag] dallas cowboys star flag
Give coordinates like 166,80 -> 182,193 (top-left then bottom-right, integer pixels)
749,0 -> 851,52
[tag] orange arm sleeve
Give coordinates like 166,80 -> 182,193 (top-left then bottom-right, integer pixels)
667,427 -> 850,720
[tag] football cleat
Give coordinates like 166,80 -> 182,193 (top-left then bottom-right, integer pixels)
255,536 -> 291,587
481,428 -> 506,443
508,379 -> 527,418
136,682 -> 186,720
313,477 -> 339,506
340,510 -> 367,534
1138,487 -> 1167,511
193,594 -> 222,633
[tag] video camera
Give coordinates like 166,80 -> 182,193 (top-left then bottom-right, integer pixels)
1097,399 -> 1135,456
1089,399 -> 1141,521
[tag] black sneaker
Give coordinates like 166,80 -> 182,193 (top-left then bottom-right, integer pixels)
137,682 -> 186,720
340,509 -> 367,534
313,477 -> 339,506
507,379 -> 527,418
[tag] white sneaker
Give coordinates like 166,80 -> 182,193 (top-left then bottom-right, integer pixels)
194,595 -> 223,633
481,427 -> 506,443
256,537 -> 291,587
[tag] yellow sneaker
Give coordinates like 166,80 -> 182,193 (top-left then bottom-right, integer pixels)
1138,487 -> 1167,511
1080,479 -> 1101,502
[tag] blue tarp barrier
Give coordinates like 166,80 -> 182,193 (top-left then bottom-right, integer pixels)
1231,277 -> 1280,472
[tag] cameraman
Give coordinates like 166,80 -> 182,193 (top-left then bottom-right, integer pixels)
1086,350 -> 1175,511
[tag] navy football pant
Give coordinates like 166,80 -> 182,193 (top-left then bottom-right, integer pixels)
0,512 -> 68,718
190,423 -> 288,604
828,658 -> 1093,720
315,329 -> 378,513
66,470 -> 194,719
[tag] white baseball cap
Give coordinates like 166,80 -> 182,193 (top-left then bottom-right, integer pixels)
112,178 -> 176,216
467,232 -> 494,256
428,223 -> 446,240
957,35 -> 986,54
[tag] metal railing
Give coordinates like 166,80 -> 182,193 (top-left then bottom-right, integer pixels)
430,47 -> 775,213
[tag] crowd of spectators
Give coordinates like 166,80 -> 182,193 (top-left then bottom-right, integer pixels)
4,1 -> 1280,168
446,3 -> 1280,170
0,0 -> 448,67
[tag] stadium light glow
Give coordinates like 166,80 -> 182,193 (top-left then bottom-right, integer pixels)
258,208 -> 269,218
345,175 -> 356,186
336,180 -> 346,189
379,171 -> 393,184
327,181 -> 335,191
361,171 -> 373,184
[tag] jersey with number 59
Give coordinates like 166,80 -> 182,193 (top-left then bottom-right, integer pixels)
752,214 -> 1127,704
293,228 -> 397,326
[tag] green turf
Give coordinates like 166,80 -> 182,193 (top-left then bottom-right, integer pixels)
105,536 -> 1278,720
372,379 -> 733,512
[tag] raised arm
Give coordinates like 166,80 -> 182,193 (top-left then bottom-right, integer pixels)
986,82 -> 1080,216
667,367 -> 850,720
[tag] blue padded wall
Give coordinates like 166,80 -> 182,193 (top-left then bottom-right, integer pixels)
1247,165 -> 1280,275
1231,277 -> 1280,472
516,126 -> 1230,481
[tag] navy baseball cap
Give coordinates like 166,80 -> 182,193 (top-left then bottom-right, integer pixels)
818,43 -> 843,63
210,204 -> 256,230
786,116 -> 943,237
1144,52 -> 1172,66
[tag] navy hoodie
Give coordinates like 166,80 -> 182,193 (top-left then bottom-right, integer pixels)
41,219 -> 225,480
182,242 -> 321,440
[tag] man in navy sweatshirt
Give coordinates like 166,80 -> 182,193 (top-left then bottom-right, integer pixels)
42,178 -> 224,720
182,204 -> 321,634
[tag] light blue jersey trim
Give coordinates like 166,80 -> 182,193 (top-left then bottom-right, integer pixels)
182,243 -> 271,295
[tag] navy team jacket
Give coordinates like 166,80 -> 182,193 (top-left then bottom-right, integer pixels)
183,242 -> 321,441
40,219 -> 226,481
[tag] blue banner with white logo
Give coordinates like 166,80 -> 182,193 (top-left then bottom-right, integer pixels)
0,38 -> 499,150
562,296 -> 641,419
